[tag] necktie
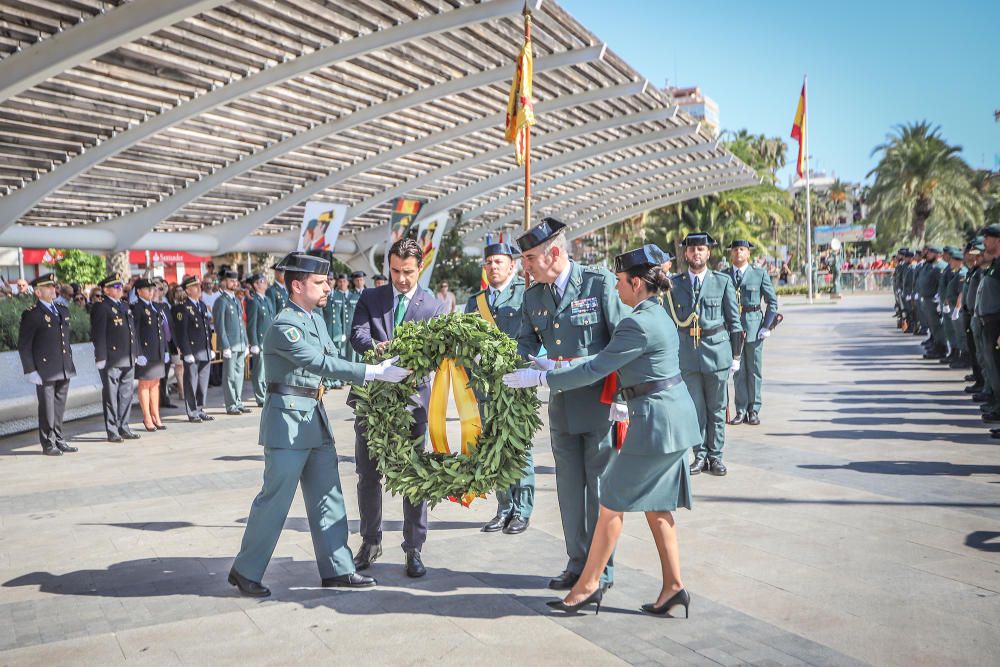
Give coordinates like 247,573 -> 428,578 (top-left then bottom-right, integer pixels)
394,294 -> 408,328
734,270 -> 743,287
551,283 -> 561,303
488,289 -> 498,309
693,276 -> 702,307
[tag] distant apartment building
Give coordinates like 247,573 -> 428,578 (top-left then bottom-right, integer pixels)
667,86 -> 720,135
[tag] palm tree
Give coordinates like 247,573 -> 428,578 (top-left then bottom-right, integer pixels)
867,122 -> 983,246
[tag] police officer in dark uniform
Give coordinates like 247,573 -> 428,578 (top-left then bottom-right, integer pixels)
18,273 -> 77,455
91,273 -> 140,443
173,275 -> 215,423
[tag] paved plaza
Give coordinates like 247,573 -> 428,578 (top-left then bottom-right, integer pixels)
0,294 -> 998,666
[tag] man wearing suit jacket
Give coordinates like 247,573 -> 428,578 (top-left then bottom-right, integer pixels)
18,273 -> 77,455
349,239 -> 448,578
464,242 -> 532,535
663,232 -> 744,477
91,273 -> 140,443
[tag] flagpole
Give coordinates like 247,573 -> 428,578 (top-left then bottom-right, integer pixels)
803,74 -> 814,304
522,2 -> 532,232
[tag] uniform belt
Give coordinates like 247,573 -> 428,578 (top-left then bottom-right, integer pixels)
699,324 -> 726,337
267,382 -> 324,401
620,375 -> 683,400
740,305 -> 761,313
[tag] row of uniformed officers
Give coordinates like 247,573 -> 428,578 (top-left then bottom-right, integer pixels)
227,220 -> 778,620
892,225 -> 1000,438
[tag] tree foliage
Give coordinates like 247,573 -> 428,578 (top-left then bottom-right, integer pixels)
47,249 -> 106,285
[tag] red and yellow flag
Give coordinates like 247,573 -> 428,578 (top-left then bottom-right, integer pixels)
790,82 -> 806,179
505,37 -> 535,166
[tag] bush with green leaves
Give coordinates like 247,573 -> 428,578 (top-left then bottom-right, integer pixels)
0,298 -> 92,353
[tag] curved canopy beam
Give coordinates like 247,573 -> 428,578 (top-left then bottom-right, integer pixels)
99,44 -> 607,250
0,0 -> 227,103
0,0 -> 538,231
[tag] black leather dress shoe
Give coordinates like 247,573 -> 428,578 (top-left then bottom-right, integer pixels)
405,549 -> 426,578
107,434 -> 124,443
240,406 -> 252,413
228,568 -> 270,597
55,442 -> 78,453
503,515 -> 529,534
965,373 -> 977,382
482,514 -> 509,532
322,572 -> 376,588
42,447 -> 63,456
707,459 -> 728,476
689,457 -> 707,475
747,412 -> 760,426
188,417 -> 203,423
226,409 -> 243,416
548,570 -> 580,590
965,384 -> 985,394
983,413 -> 1000,424
728,412 -> 746,426
353,542 -> 382,571
199,413 -> 215,421
120,432 -> 141,440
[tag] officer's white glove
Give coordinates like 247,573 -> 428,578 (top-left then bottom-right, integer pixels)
502,368 -> 547,388
942,304 -> 951,314
528,354 -> 556,371
136,355 -> 148,366
951,308 -> 961,321
96,360 -> 106,370
933,294 -> 940,304
609,402 -> 628,422
25,371 -> 43,386
365,356 -> 412,384
340,335 -> 346,342
222,349 -> 232,359
250,345 -> 260,355
729,359 -> 741,378
164,353 -> 171,364
183,354 -> 195,364
757,328 -> 771,340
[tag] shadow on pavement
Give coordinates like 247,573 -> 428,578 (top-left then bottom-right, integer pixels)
965,531 -> 1000,552
799,461 -> 1000,476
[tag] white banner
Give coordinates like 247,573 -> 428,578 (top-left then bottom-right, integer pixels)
413,211 -> 449,289
297,201 -> 348,252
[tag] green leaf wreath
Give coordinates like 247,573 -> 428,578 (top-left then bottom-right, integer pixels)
351,313 -> 542,507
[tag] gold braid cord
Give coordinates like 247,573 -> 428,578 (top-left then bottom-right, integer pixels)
665,290 -> 701,347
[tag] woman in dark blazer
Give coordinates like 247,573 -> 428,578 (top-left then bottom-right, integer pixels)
132,278 -> 167,431
504,244 -> 700,617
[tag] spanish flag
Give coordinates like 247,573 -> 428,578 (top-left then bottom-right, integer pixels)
504,36 -> 535,166
790,82 -> 806,179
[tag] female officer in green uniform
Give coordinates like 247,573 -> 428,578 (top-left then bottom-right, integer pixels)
504,244 -> 700,617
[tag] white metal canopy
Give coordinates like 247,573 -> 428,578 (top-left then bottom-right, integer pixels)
0,0 -> 757,261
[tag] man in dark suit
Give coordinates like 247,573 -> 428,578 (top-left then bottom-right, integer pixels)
349,238 -> 448,578
173,275 -> 216,423
18,273 -> 77,455
90,273 -> 140,443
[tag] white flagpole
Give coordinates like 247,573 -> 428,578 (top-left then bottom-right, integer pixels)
803,75 -> 814,304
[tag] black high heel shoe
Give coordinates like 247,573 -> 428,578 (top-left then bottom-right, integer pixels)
143,424 -> 158,433
546,588 -> 603,614
641,588 -> 690,618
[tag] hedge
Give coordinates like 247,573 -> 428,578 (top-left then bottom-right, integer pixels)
0,298 -> 92,353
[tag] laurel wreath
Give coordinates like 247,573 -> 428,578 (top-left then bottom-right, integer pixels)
350,313 -> 542,507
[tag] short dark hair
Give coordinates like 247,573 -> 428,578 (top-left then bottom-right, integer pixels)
388,238 -> 423,264
284,271 -> 309,291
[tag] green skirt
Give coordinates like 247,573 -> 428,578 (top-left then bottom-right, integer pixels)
599,448 -> 692,513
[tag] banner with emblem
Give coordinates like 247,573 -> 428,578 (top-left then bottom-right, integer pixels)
297,201 -> 348,252
385,196 -> 425,254
412,211 -> 450,289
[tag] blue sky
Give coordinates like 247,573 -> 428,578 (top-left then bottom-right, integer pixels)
561,0 -> 999,186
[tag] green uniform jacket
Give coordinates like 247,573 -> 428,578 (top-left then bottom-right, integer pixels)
326,291 -> 350,345
901,262 -> 918,299
727,265 -> 778,340
667,271 -> 743,373
246,292 -> 276,348
546,297 -> 700,455
976,258 -> 1000,316
266,282 -> 288,314
464,277 -> 525,338
964,267 -> 982,314
212,291 -> 248,352
917,259 -> 947,298
259,304 -> 366,448
516,262 -> 626,434
944,266 -> 967,308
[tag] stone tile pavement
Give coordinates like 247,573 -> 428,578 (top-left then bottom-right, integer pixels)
0,295 -> 997,666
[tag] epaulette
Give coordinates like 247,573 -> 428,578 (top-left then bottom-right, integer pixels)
524,281 -> 546,293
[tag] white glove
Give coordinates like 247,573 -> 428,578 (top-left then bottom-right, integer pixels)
933,294 -> 940,304
364,356 -> 412,384
164,353 -> 171,364
951,308 -> 961,321
729,359 -> 741,378
340,335 -> 346,342
250,345 -> 260,355
502,368 -> 547,388
222,349 -> 232,359
211,350 -> 219,360
25,371 -> 43,386
96,360 -> 106,370
942,304 -> 951,314
528,354 -> 556,371
183,354 -> 195,364
136,355 -> 148,366
609,402 -> 628,422
757,328 -> 771,340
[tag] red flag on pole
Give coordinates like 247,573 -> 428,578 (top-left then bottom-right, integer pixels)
790,82 -> 806,179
